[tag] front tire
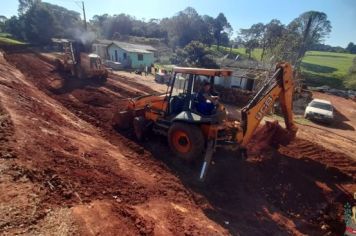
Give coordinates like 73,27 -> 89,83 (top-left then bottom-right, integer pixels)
168,123 -> 204,162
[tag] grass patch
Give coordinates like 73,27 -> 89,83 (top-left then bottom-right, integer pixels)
210,45 -> 262,60
301,51 -> 354,78
0,34 -> 25,45
301,51 -> 355,89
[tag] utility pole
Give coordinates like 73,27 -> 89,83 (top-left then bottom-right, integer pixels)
82,1 -> 87,31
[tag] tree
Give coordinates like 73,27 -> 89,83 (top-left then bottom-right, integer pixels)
292,11 -> 332,64
346,42 -> 356,54
5,1 -> 81,44
273,11 -> 331,67
172,41 -> 218,68
273,22 -> 303,64
161,7 -> 207,48
239,23 -> 265,59
23,2 -> 58,44
213,13 -> 232,49
244,39 -> 259,59
201,15 -> 215,46
18,0 -> 40,15
260,19 -> 285,60
310,43 -> 346,53
0,15 -> 7,32
4,16 -> 25,39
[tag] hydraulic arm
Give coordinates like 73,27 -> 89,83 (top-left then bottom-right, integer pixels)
238,62 -> 298,147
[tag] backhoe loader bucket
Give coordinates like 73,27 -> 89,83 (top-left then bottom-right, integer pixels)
248,121 -> 296,153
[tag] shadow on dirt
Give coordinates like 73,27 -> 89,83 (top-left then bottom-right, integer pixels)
301,62 -> 337,74
120,129 -> 353,236
48,72 -> 107,95
308,107 -> 355,131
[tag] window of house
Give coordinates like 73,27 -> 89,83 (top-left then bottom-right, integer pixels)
137,54 -> 143,61
123,52 -> 127,59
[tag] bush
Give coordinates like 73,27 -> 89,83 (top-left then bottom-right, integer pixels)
170,41 -> 219,68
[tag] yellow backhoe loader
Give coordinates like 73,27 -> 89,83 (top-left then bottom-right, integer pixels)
114,62 -> 298,180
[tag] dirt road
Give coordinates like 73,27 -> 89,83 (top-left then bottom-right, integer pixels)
297,91 -> 356,159
0,49 -> 355,235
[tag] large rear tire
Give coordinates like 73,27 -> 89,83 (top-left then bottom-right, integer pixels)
168,123 -> 204,162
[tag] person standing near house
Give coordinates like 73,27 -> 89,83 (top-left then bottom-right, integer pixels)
145,65 -> 148,76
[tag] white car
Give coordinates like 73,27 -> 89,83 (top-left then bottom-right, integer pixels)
304,99 -> 334,123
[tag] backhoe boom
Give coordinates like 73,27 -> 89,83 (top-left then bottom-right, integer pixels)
239,62 -> 298,147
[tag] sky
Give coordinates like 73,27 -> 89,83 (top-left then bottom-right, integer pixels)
1,0 -> 355,47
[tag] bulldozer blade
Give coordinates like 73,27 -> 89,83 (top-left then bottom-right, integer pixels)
113,110 -> 133,130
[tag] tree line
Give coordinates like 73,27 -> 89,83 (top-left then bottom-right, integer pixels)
1,0 -> 355,66
1,1 -> 233,50
2,0 -> 81,44
90,7 -> 232,49
237,11 -> 333,66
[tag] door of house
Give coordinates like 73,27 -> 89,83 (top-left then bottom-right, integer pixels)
115,50 -> 118,62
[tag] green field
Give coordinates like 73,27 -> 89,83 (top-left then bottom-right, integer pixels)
211,45 -> 355,89
0,33 -> 25,45
301,51 -> 355,88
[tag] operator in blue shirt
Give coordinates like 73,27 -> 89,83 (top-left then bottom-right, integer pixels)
196,81 -> 219,115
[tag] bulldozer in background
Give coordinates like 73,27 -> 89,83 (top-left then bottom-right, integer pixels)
114,62 -> 298,180
54,40 -> 108,80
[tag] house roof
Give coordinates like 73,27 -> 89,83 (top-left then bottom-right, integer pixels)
94,39 -> 113,45
96,39 -> 156,53
51,38 -> 72,43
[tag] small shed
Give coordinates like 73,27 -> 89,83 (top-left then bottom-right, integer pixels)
107,41 -> 156,69
214,68 -> 269,91
92,39 -> 112,60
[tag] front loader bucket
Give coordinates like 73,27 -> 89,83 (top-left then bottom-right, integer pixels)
113,110 -> 133,130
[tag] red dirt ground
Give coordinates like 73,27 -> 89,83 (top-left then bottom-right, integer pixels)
0,49 -> 355,235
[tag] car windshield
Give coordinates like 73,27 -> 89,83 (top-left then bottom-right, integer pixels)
310,101 -> 333,111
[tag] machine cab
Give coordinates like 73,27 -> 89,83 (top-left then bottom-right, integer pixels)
164,67 -> 233,122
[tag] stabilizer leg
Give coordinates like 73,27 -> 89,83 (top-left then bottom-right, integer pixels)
199,140 -> 214,182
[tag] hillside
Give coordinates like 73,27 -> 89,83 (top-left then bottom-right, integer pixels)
0,33 -> 25,45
